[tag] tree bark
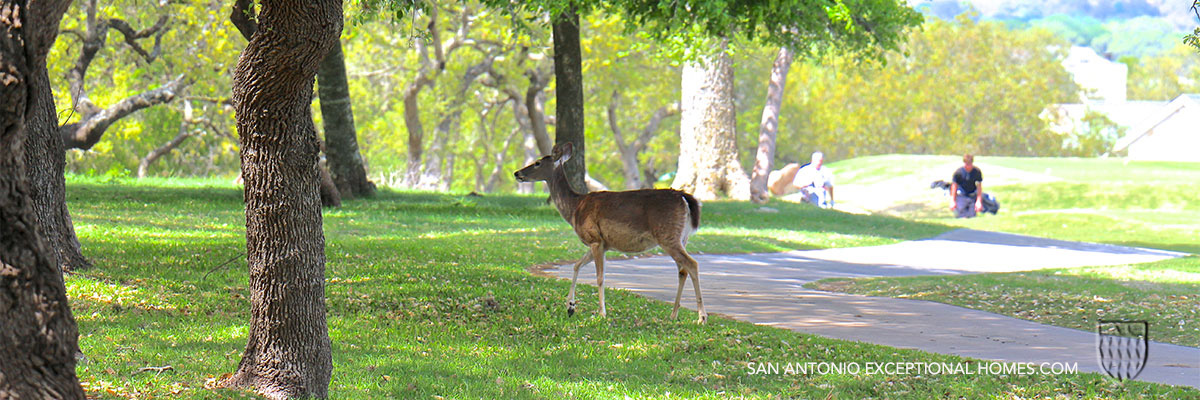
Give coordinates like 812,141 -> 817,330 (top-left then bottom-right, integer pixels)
230,0 -> 340,209
672,40 -> 750,201
317,42 -> 375,198
552,7 -> 587,194
0,0 -> 87,397
750,47 -> 794,204
24,0 -> 92,274
219,0 -> 340,398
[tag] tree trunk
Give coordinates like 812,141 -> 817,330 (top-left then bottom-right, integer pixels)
402,84 -> 425,187
317,161 -> 342,208
608,90 -> 678,189
317,42 -> 375,198
416,114 -> 455,190
417,56 -> 495,191
0,0 -> 87,397
750,47 -> 794,204
552,8 -> 587,194
525,67 -> 552,155
219,0 -> 340,398
23,0 -> 93,274
485,127 -> 520,193
399,5 -> 474,188
26,63 -> 92,273
518,131 -> 538,194
672,40 -> 750,201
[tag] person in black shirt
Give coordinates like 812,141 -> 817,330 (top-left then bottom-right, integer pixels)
949,153 -> 983,218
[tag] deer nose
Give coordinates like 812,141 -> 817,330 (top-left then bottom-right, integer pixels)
514,171 -> 522,180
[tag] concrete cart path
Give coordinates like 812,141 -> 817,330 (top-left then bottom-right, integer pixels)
542,229 -> 1200,389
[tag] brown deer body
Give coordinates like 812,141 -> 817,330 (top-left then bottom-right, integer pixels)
515,143 -> 707,323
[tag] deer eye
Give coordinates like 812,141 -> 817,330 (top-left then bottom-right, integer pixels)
535,161 -> 542,166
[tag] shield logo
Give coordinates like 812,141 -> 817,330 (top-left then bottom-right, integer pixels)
1096,320 -> 1149,381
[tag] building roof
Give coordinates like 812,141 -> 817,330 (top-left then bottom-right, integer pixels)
1085,100 -> 1168,128
1044,100 -> 1166,135
1112,94 -> 1200,152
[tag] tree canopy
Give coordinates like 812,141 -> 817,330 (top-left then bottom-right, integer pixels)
40,0 -> 1195,191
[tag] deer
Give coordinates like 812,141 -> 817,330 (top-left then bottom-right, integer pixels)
514,142 -> 708,323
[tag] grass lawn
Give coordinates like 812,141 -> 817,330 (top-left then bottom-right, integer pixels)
62,175 -> 1196,398
817,155 -> 1200,348
831,155 -> 1200,254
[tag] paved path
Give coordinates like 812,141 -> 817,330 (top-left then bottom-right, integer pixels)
542,229 -> 1200,389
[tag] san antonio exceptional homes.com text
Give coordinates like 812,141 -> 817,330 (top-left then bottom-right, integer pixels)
746,361 -> 1080,376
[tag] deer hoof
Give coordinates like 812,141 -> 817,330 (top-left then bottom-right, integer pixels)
697,314 -> 708,324
567,302 -> 576,317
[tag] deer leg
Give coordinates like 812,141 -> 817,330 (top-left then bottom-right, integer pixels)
671,268 -> 686,319
567,251 -> 593,317
666,247 -> 706,324
591,244 -> 607,318
688,262 -> 707,324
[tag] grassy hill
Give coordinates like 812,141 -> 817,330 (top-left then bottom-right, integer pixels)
828,155 -> 1200,254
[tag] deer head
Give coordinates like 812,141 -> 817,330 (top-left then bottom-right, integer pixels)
514,142 -> 573,183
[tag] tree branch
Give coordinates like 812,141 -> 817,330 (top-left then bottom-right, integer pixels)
138,122 -> 192,178
60,29 -> 86,41
230,0 -> 258,41
68,0 -> 108,113
61,76 -> 188,150
635,102 -> 679,151
182,96 -> 232,106
607,90 -> 629,154
107,15 -> 170,63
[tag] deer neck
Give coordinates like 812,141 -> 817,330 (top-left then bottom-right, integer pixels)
546,165 -> 582,226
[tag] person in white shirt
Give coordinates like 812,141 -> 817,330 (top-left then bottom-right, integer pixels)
793,151 -> 834,209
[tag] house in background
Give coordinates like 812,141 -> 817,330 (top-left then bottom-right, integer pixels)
1062,46 -> 1127,103
1111,94 -> 1200,162
1045,46 -> 1199,162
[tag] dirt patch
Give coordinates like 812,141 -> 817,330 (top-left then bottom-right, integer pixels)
527,260 -> 569,279
808,279 -> 856,293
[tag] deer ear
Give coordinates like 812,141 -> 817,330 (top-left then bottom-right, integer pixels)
553,142 -> 573,164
